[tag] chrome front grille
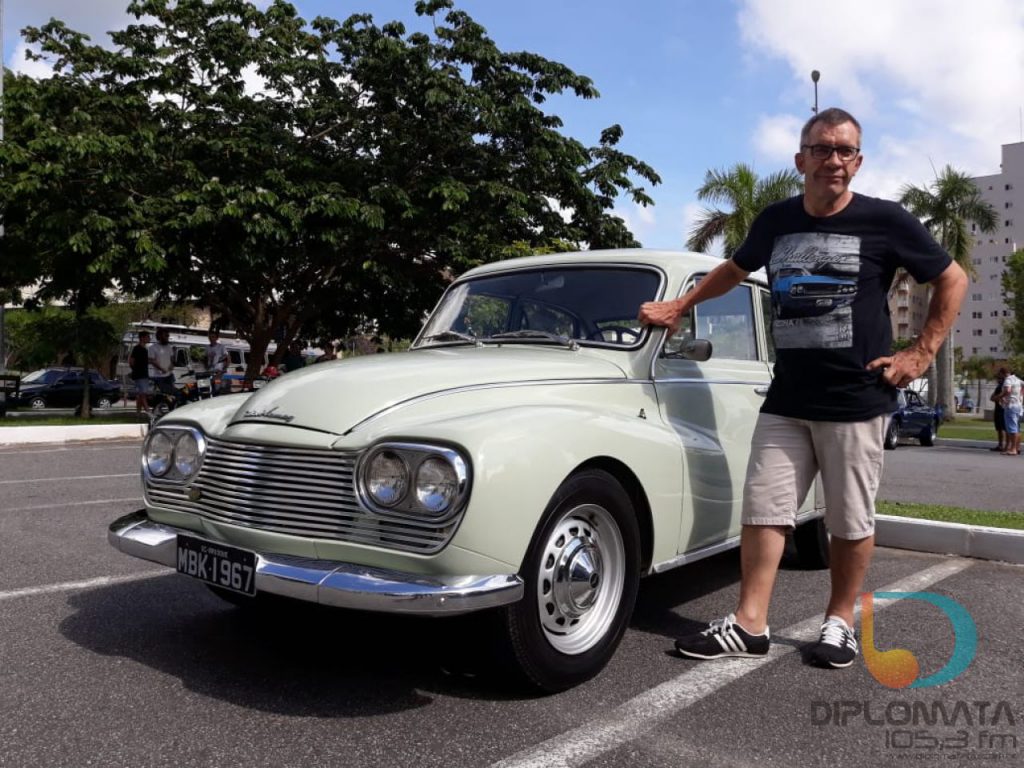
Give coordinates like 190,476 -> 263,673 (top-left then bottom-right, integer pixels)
145,437 -> 459,554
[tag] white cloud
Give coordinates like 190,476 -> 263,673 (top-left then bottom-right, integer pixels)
10,42 -> 54,79
752,113 -> 802,163
737,0 -> 1024,197
5,0 -> 133,49
615,202 -> 657,242
680,201 -> 724,257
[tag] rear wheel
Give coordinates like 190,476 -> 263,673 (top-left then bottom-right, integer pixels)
502,469 -> 640,693
919,422 -> 937,447
883,419 -> 899,450
793,517 -> 830,569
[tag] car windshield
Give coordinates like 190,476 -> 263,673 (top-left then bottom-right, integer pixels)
416,266 -> 661,349
21,369 -> 64,384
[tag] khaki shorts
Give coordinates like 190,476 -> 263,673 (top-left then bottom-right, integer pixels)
741,412 -> 887,540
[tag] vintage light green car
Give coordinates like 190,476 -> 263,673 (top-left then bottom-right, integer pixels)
109,249 -> 827,692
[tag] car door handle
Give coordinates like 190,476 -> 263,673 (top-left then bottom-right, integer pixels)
754,386 -> 770,397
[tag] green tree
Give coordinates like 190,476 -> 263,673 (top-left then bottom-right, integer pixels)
1001,249 -> 1024,354
686,164 -> 802,257
0,0 -> 659,383
898,166 -> 998,419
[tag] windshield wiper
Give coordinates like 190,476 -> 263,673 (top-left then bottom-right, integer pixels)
421,330 -> 481,345
488,330 -> 579,350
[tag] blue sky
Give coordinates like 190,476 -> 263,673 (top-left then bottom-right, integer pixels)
6,0 -> 1024,252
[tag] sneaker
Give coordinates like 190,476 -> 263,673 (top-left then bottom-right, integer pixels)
674,614 -> 770,659
809,615 -> 858,668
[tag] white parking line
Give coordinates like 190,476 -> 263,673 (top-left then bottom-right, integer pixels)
0,473 -> 136,485
490,557 -> 974,768
2,497 -> 142,513
0,571 -> 167,602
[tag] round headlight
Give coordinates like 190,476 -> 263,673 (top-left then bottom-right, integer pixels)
366,450 -> 408,507
174,432 -> 201,478
415,457 -> 458,514
145,432 -> 174,477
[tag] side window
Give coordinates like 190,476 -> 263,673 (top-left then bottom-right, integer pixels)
694,285 -> 758,361
229,350 -> 243,366
758,287 -> 775,362
174,348 -> 189,368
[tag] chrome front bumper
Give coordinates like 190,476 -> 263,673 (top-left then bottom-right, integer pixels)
108,511 -> 524,616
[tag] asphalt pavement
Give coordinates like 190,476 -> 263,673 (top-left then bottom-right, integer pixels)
0,439 -> 1020,768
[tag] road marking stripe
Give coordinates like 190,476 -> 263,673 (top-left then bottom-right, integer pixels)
0,571 -> 167,602
2,497 -> 142,513
0,473 -> 136,485
489,557 -> 974,768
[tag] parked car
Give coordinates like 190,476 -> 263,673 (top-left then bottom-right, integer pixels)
14,367 -> 122,410
884,388 -> 941,449
108,249 -> 828,692
771,267 -> 857,319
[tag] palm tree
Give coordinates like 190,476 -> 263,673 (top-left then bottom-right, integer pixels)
686,164 -> 803,258
899,166 -> 998,419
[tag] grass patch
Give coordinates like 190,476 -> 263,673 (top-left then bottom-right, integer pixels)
939,416 -> 1000,442
877,500 -> 1024,530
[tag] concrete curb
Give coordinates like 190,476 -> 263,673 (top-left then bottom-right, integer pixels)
875,514 -> 1024,565
0,423 -> 149,445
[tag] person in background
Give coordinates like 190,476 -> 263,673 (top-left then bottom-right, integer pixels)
206,329 -> 228,394
990,367 -> 1008,452
282,342 -> 305,373
129,330 -> 152,415
1000,368 -> 1022,456
315,342 -> 338,363
148,327 -> 177,398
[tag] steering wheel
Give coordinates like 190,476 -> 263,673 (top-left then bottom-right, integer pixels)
588,326 -> 641,344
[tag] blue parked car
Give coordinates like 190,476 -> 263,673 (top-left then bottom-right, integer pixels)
885,389 -> 941,449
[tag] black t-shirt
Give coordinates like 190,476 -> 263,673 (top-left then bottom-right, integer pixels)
732,193 -> 951,422
129,344 -> 149,380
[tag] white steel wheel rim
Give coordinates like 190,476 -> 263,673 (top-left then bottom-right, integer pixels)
536,503 -> 625,655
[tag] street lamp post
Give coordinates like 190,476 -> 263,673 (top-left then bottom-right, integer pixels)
811,70 -> 820,115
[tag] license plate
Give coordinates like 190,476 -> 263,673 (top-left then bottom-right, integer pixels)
197,377 -> 211,386
176,535 -> 257,596
252,379 -> 266,389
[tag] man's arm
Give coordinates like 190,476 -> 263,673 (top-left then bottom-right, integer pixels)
638,259 -> 750,333
866,261 -> 968,388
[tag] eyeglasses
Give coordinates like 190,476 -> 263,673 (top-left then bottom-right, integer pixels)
801,144 -> 860,162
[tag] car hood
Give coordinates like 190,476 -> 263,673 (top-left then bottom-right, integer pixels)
229,346 -> 628,435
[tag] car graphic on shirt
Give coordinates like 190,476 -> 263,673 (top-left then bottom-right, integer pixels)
771,267 -> 858,319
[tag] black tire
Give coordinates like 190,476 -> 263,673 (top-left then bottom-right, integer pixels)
919,422 -> 937,447
152,401 -> 171,420
501,469 -> 641,693
29,396 -> 47,410
96,396 -> 113,409
883,419 -> 899,450
793,517 -> 830,570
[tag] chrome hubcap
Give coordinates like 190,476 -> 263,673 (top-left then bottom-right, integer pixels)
536,503 -> 625,655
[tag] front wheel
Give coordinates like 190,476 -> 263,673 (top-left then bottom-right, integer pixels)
29,396 -> 47,409
502,469 -> 641,693
95,396 -> 113,409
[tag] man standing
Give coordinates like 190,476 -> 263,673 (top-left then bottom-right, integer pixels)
129,330 -> 152,415
148,327 -> 177,399
638,108 -> 966,668
206,329 -> 228,394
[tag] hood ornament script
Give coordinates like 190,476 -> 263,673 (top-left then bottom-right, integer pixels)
243,406 -> 295,423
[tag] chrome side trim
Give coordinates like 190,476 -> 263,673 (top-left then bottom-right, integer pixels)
108,511 -> 523,615
652,377 -> 771,386
649,507 -> 824,575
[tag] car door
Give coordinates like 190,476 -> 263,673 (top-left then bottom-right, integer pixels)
54,371 -> 84,408
653,282 -> 772,553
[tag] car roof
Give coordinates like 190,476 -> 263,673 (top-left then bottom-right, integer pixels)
460,248 -> 767,286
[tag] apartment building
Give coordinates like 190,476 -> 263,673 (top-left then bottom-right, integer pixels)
953,141 -> 1023,360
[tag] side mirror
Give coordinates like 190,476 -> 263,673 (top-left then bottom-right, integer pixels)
664,337 -> 713,361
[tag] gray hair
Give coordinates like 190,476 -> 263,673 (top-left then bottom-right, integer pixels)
800,107 -> 862,146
